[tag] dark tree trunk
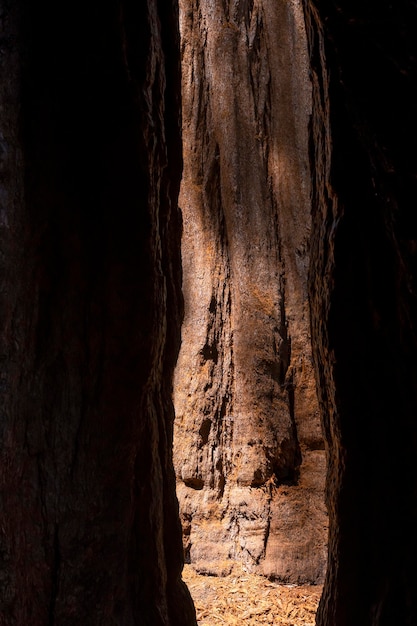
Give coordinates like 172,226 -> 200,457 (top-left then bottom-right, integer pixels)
305,1 -> 417,624
0,1 -> 196,624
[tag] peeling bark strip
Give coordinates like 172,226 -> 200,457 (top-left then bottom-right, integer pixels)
0,1 -> 196,624
174,0 -> 327,582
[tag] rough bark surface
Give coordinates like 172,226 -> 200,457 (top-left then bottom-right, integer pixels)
174,0 -> 327,583
305,0 -> 417,624
0,1 -> 196,624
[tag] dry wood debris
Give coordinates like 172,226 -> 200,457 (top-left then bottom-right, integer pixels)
183,564 -> 322,625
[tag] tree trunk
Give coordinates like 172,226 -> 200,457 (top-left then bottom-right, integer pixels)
174,0 -> 327,583
0,1 -> 196,624
305,0 -> 417,623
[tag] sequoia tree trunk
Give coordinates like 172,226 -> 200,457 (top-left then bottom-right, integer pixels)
174,0 -> 327,582
305,1 -> 417,624
0,1 -> 196,624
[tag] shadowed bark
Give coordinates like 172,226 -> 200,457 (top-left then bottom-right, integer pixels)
0,1 -> 196,624
305,1 -> 417,623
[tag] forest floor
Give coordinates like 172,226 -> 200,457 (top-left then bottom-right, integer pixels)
183,564 -> 322,625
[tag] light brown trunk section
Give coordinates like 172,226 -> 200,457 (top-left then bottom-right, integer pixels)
174,0 -> 327,582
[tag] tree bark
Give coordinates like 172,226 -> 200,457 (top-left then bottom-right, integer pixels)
305,1 -> 417,623
0,1 -> 196,624
174,0 -> 327,582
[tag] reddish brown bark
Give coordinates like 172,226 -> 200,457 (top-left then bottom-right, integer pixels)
174,0 -> 327,583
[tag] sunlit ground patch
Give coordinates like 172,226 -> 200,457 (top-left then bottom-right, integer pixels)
183,564 -> 322,625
